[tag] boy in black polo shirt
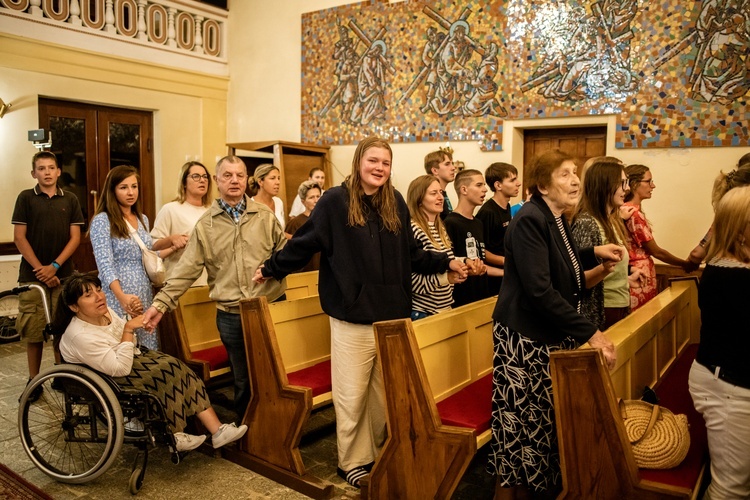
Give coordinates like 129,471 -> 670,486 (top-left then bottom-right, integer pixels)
476,162 -> 521,294
12,151 -> 84,400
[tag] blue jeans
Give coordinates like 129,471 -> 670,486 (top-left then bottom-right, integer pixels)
216,310 -> 249,416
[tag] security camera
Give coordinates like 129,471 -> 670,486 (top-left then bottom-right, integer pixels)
28,129 -> 46,141
28,129 -> 52,150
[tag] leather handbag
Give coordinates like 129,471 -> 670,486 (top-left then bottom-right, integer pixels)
126,220 -> 166,287
619,399 -> 690,469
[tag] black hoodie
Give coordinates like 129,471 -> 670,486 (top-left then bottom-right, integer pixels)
262,182 -> 452,324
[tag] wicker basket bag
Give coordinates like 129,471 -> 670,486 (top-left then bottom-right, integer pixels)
619,399 -> 690,469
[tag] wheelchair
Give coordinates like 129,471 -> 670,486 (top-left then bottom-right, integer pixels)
14,284 -> 188,495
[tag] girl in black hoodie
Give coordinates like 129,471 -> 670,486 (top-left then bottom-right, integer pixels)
255,136 -> 466,487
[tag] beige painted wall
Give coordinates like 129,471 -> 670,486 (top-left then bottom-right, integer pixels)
0,33 -> 228,245
227,0 -> 750,259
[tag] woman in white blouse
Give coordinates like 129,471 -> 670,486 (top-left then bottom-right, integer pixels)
151,161 -> 212,285
58,272 -> 246,452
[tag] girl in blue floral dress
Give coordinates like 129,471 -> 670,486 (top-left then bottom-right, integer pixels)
89,165 -> 176,350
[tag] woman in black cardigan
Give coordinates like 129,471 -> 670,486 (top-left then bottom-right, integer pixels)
488,150 -> 620,499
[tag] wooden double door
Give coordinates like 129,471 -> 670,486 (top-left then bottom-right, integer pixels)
523,126 -> 608,179
38,98 -> 154,272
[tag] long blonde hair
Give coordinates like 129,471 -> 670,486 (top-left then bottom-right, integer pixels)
345,136 -> 401,233
407,175 -> 451,248
706,185 -> 750,263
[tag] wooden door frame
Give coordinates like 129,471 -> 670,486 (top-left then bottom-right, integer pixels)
97,107 -> 155,221
521,125 -> 608,194
38,99 -> 100,221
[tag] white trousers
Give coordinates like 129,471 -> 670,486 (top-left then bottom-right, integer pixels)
329,317 -> 386,471
689,361 -> 750,500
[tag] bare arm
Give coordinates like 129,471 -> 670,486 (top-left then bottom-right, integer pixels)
13,224 -> 43,269
584,264 -> 611,289
484,249 -> 505,267
643,239 -> 689,268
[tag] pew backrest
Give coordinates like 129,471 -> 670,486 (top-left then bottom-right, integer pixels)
602,278 -> 700,399
158,271 -> 319,383
411,297 -> 495,402
551,278 -> 706,499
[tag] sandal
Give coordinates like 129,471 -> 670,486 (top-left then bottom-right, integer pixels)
337,465 -> 370,488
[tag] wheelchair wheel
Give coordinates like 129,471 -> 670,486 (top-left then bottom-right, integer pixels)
18,364 -> 124,484
129,467 -> 143,495
0,290 -> 20,343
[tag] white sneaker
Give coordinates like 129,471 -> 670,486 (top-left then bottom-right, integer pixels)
173,432 -> 206,452
211,423 -> 247,449
124,417 -> 145,433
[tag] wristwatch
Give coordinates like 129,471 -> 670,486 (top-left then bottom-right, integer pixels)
51,261 -> 60,270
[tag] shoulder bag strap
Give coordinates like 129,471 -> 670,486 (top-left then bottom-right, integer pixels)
632,404 -> 662,445
618,398 -> 662,444
124,219 -> 148,252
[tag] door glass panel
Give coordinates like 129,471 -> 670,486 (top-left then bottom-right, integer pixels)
49,116 -> 90,223
109,122 -> 141,169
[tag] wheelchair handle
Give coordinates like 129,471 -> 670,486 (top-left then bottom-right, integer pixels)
12,284 -> 52,326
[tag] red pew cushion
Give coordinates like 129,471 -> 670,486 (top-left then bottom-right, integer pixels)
191,345 -> 230,372
287,359 -> 332,397
436,373 -> 493,434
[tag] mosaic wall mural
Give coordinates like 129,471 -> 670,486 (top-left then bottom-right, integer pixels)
301,0 -> 750,149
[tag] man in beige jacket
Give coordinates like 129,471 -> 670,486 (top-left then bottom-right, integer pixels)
143,155 -> 287,415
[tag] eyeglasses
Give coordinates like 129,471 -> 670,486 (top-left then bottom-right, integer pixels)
621,179 -> 629,190
639,179 -> 655,187
188,174 -> 209,182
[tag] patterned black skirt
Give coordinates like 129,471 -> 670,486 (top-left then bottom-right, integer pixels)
113,350 -> 210,432
487,322 -> 579,492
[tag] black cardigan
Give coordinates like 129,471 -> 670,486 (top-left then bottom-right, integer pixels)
493,195 -> 599,344
262,183 -> 451,324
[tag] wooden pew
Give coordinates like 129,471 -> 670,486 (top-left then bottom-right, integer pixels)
223,295 -> 334,499
265,294 -> 331,409
362,297 -> 495,498
365,319 -> 478,499
225,294 -> 494,498
551,278 -> 708,499
414,297 -> 495,448
159,270 -> 319,385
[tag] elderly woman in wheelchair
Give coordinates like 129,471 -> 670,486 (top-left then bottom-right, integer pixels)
17,272 -> 247,493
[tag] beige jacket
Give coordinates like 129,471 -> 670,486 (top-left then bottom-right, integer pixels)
152,196 -> 287,314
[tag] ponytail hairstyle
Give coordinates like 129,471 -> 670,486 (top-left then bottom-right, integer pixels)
345,136 -> 401,233
247,163 -> 279,198
711,165 -> 750,209
624,164 -> 650,203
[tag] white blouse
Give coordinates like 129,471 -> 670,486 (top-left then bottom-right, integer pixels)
59,307 -> 139,377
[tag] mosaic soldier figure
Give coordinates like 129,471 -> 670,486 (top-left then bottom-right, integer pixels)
351,40 -> 387,125
338,44 -> 360,124
420,27 -> 446,113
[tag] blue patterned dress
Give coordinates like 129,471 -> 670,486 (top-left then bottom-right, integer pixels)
89,212 -> 158,349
